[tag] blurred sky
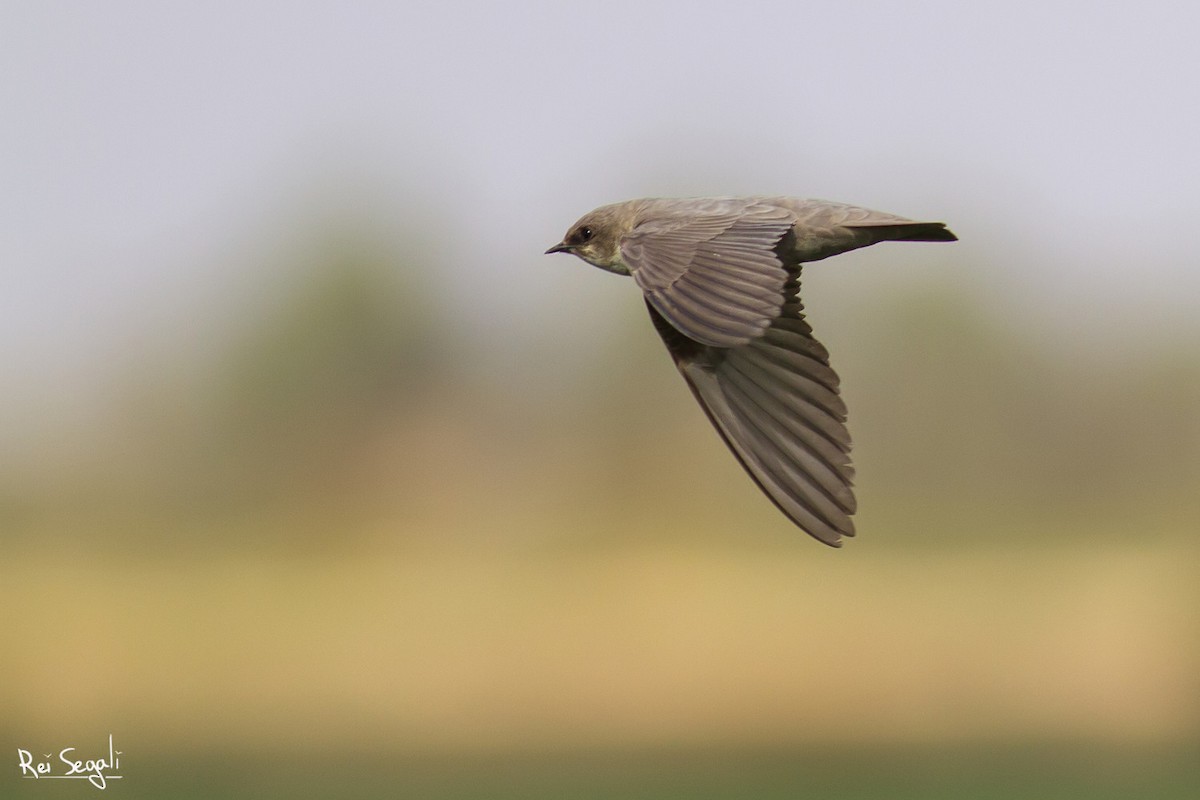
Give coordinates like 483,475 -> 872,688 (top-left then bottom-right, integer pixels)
3,1 -> 1198,430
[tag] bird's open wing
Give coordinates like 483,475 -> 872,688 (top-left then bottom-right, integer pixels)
625,197 -> 951,543
646,283 -> 856,546
621,202 -> 794,348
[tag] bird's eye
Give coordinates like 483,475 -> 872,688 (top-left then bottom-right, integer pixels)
578,226 -> 593,242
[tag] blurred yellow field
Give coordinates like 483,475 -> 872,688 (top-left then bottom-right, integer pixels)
6,531 -> 1197,754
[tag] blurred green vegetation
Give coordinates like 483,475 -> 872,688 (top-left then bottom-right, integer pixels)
39,744 -> 1200,799
2,215 -> 1195,549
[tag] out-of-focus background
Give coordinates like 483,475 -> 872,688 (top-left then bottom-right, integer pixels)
3,2 -> 1198,797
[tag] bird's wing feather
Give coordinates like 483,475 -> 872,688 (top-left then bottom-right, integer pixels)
622,203 -> 794,348
647,296 -> 856,546
621,197 -> 952,542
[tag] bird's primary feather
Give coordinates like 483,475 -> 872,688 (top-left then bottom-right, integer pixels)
647,270 -> 856,546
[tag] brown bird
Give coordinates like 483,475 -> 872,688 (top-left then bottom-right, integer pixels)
546,196 -> 956,546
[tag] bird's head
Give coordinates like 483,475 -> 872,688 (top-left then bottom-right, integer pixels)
545,204 -> 630,274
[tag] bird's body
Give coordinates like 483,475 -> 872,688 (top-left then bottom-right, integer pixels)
547,196 -> 956,546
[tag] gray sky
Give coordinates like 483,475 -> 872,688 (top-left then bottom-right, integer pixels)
3,1 -> 1198,429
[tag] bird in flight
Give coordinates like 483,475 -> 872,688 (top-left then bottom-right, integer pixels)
546,196 -> 957,546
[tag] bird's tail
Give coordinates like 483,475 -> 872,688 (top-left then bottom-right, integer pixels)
863,221 -> 958,243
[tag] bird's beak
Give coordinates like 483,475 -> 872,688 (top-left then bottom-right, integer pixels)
545,242 -> 571,255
